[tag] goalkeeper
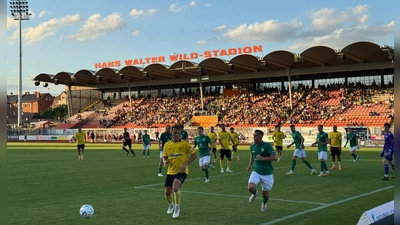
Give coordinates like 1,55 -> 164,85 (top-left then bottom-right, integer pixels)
380,123 -> 394,181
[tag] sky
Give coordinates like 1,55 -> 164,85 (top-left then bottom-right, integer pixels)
6,0 -> 395,96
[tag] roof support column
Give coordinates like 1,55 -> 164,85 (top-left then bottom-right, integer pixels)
287,68 -> 293,110
127,81 -> 133,115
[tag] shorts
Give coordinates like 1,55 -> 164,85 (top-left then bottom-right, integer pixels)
293,148 -> 306,158
318,151 -> 328,160
248,171 -> 274,191
275,146 -> 283,151
143,144 -> 150,150
232,145 -> 238,152
211,148 -> 217,154
123,140 -> 132,149
159,150 -> 163,159
199,155 -> 211,167
164,173 -> 187,187
330,147 -> 341,156
349,146 -> 358,151
77,144 -> 85,150
220,149 -> 232,159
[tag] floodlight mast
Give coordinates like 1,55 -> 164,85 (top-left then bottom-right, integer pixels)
10,0 -> 31,128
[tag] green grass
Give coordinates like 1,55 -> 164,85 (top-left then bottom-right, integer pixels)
7,143 -> 394,225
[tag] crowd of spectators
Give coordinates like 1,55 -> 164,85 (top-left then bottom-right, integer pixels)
62,82 -> 394,129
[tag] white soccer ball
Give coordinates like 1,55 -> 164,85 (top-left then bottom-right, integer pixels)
79,204 -> 94,218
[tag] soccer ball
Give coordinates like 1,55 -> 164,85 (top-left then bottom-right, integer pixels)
79,204 -> 94,218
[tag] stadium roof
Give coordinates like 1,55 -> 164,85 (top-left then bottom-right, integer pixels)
33,41 -> 394,89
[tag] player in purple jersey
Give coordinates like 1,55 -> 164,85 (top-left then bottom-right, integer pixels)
380,123 -> 394,180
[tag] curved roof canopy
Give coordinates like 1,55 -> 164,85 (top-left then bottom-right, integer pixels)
33,41 -> 394,88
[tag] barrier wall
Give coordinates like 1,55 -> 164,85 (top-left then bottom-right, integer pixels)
191,116 -> 218,127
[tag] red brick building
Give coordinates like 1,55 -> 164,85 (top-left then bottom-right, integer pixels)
7,92 -> 55,119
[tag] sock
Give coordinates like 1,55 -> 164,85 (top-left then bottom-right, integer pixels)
303,160 -> 313,169
166,194 -> 173,204
220,159 -> 223,169
320,161 -> 324,173
205,168 -> 209,179
122,147 -> 129,153
332,162 -> 336,167
227,160 -> 232,169
174,190 -> 181,205
251,190 -> 257,195
384,164 -> 389,175
391,165 -> 394,171
263,198 -> 268,204
147,150 -> 150,157
338,162 -> 342,167
351,153 -> 357,159
158,168 -> 162,173
143,150 -> 145,156
130,150 -> 135,155
291,160 -> 296,171
322,161 -> 328,171
236,152 -> 240,157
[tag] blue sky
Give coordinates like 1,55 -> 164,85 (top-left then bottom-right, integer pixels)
6,0 -> 395,96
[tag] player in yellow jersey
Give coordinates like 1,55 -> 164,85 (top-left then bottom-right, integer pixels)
218,124 -> 234,173
230,127 -> 240,161
329,125 -> 343,170
272,125 -> 286,161
75,127 -> 86,160
207,126 -> 218,165
163,124 -> 197,218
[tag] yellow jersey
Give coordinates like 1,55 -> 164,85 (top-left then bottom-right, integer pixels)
218,131 -> 232,149
272,131 -> 285,146
329,131 -> 342,147
75,131 -> 86,145
208,132 -> 217,144
231,132 -> 239,145
163,140 -> 196,175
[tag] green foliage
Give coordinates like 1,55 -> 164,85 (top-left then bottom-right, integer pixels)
7,143 -> 394,225
33,104 -> 68,120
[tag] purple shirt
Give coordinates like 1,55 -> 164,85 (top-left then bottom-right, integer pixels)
383,131 -> 394,152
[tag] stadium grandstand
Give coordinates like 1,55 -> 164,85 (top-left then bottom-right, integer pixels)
20,41 -> 393,143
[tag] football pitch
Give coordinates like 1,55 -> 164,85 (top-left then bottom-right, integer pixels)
7,142 -> 394,225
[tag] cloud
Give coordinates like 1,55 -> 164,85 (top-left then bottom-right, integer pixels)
196,40 -> 207,46
131,30 -> 139,36
7,14 -> 83,45
168,3 -> 184,12
7,16 -> 19,29
189,1 -> 196,7
205,3 -> 211,7
288,20 -> 394,51
287,5 -> 393,51
38,10 -> 48,18
129,8 -> 158,18
68,13 -> 126,41
309,5 -> 371,31
212,25 -> 226,32
223,19 -> 303,42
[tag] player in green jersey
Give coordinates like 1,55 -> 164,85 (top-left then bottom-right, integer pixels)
192,126 -> 214,183
247,130 -> 277,211
343,128 -> 359,162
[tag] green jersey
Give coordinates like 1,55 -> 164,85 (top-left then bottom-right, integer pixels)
291,130 -> 304,149
347,133 -> 358,147
194,135 -> 213,157
142,134 -> 151,145
180,130 -> 188,141
159,132 -> 172,150
250,141 -> 276,175
316,132 -> 328,152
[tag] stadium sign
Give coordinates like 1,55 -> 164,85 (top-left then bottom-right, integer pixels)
94,45 -> 263,69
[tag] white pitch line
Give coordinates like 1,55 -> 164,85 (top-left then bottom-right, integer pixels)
135,186 -> 327,206
260,185 -> 394,225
